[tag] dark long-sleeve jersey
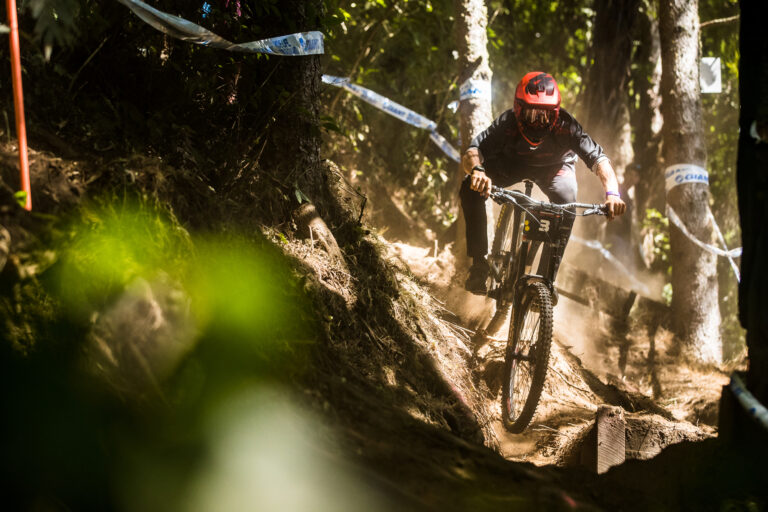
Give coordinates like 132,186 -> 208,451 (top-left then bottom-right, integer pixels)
468,107 -> 608,174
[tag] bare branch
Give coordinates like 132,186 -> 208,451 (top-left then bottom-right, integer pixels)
700,14 -> 739,29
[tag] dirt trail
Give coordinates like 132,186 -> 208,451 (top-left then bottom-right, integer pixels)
388,239 -> 729,468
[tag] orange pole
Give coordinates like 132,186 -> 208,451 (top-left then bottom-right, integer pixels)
5,0 -> 31,210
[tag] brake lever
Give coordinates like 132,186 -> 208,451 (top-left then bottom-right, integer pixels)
583,205 -> 608,216
489,187 -> 512,205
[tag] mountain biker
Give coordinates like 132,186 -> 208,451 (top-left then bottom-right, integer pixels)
460,71 -> 626,295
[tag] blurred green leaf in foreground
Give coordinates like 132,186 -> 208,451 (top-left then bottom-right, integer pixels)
1,201 -> 385,511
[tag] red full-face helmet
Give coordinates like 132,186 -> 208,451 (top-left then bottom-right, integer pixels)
513,72 -> 561,146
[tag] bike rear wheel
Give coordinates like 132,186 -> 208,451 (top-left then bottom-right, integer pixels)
501,281 -> 553,433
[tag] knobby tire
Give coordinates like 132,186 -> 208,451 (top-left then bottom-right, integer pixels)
491,203 -> 515,257
490,203 -> 516,310
501,281 -> 553,433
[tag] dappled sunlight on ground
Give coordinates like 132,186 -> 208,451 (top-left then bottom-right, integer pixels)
389,238 -> 727,470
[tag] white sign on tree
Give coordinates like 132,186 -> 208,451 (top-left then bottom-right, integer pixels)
700,57 -> 722,94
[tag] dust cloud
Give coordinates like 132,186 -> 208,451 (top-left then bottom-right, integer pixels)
553,298 -> 607,373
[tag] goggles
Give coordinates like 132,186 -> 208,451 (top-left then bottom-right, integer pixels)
521,107 -> 556,128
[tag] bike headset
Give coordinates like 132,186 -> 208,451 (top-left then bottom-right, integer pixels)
513,72 -> 561,147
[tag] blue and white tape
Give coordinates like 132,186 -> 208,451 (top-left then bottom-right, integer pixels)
570,236 -> 652,297
730,373 -> 768,432
321,75 -> 350,87
664,163 -> 709,193
322,75 -> 437,131
459,78 -> 492,102
663,163 -> 741,280
117,0 -> 324,56
709,209 -> 741,281
429,131 -> 461,162
322,75 -> 460,162
666,206 -> 742,258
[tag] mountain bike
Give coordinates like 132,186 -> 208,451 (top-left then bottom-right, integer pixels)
487,180 -> 607,433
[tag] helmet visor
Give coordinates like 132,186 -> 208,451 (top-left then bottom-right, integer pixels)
521,107 -> 556,128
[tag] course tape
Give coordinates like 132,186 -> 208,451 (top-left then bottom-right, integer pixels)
322,75 -> 460,162
459,78 -> 492,101
429,132 -> 461,162
666,205 -> 742,260
117,0 -> 324,56
664,163 -> 709,192
709,209 -> 741,281
322,75 -> 436,130
730,373 -> 768,432
570,236 -> 652,297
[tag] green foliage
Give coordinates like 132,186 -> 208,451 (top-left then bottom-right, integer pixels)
321,0 -> 594,231
53,197 -> 314,347
56,198 -> 192,316
486,0 -> 592,110
187,235 -> 311,346
700,0 -> 739,242
322,0 -> 460,229
13,190 -> 27,208
642,207 -> 671,269
0,200 -> 342,510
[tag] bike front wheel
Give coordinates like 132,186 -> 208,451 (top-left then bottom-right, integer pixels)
501,281 -> 553,433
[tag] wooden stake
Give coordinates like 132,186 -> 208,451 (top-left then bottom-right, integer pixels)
580,405 -> 626,474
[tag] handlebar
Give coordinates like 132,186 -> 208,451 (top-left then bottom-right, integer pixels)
489,185 -> 608,216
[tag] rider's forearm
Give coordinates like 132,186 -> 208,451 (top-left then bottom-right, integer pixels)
462,148 -> 483,175
595,159 -> 620,195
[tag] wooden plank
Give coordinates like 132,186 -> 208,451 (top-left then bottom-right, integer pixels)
580,405 -> 626,474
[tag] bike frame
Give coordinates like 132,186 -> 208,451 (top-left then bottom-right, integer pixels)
489,182 -> 606,433
489,181 -> 605,308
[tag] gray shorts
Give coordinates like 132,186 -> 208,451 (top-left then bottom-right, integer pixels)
459,161 -> 578,258
485,161 -> 577,204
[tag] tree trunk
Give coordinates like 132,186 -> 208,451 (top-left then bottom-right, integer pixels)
582,0 -> 639,189
659,0 -> 722,363
259,1 -> 329,219
581,0 -> 640,260
629,4 -> 665,270
737,1 -> 768,405
454,0 -> 493,152
452,0 -> 494,266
